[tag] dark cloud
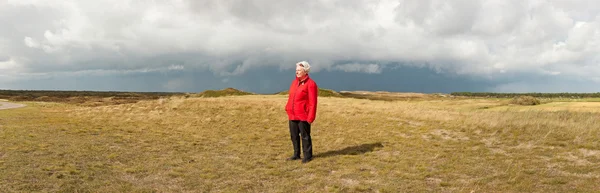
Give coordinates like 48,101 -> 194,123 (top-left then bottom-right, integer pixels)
1,0 -> 600,92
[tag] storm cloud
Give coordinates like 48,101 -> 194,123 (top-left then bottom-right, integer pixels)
1,0 -> 600,93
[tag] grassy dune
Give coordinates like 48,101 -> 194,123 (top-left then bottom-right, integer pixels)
191,88 -> 255,98
0,90 -> 183,106
1,95 -> 599,192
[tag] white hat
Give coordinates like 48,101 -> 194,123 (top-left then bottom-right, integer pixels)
296,61 -> 311,73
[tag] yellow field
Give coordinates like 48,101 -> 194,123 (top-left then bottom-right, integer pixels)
491,101 -> 600,112
1,95 -> 599,192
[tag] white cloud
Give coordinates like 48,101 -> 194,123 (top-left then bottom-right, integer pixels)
23,37 -> 40,48
168,64 -> 184,71
334,63 -> 382,74
0,58 -> 21,72
1,0 -> 600,83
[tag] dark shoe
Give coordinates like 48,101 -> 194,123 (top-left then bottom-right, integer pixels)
301,157 -> 312,163
287,156 -> 301,161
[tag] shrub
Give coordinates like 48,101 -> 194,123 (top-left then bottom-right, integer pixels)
510,96 -> 541,106
317,88 -> 342,97
194,88 -> 254,97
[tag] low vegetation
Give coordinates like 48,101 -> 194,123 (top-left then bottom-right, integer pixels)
509,96 -> 541,106
452,92 -> 600,98
1,90 -> 599,192
190,88 -> 254,98
317,88 -> 343,97
0,90 -> 183,106
339,91 -> 438,101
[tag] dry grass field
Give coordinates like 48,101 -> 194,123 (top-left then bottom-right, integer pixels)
1,92 -> 599,192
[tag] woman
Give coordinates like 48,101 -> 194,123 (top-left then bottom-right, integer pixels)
285,61 -> 318,163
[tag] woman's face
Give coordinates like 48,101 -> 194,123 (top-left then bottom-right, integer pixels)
296,65 -> 307,78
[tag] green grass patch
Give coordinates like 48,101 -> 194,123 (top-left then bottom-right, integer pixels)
191,88 -> 254,97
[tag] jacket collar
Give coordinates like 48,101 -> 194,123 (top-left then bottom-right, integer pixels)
296,75 -> 310,84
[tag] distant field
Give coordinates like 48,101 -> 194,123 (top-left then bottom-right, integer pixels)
0,90 -> 185,106
451,92 -> 600,98
1,90 -> 600,192
487,101 -> 600,112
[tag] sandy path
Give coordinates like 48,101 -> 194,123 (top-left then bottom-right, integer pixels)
0,101 -> 26,110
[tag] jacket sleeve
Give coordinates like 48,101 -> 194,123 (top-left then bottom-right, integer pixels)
307,81 -> 318,123
285,80 -> 295,112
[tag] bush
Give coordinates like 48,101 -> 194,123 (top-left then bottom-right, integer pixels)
317,88 -> 342,97
194,88 -> 254,97
510,96 -> 541,106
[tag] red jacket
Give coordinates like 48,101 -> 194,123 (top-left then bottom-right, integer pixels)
286,75 -> 318,123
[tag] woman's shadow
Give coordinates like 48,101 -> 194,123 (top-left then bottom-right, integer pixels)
315,142 -> 383,158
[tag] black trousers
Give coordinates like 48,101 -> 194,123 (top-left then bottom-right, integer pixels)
289,120 -> 312,159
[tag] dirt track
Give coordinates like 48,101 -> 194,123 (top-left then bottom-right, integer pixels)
0,101 -> 26,110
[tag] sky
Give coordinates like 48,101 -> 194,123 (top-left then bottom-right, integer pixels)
1,0 -> 600,94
